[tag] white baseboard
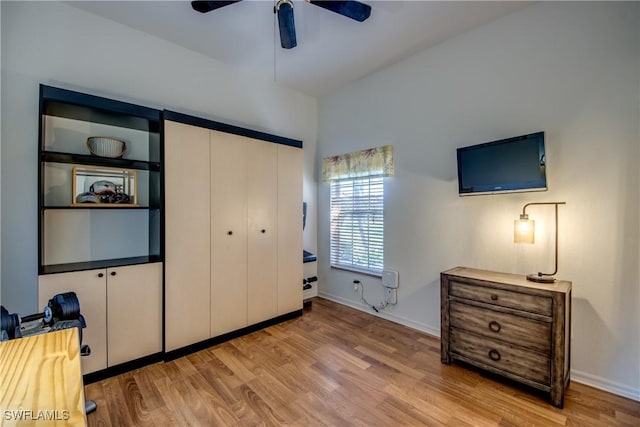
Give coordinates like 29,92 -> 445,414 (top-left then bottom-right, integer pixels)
318,292 -> 640,403
317,291 -> 440,337
571,370 -> 640,402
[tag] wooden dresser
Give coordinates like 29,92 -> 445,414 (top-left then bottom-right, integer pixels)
441,267 -> 572,408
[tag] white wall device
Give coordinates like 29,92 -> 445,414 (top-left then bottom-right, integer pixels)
382,269 -> 399,289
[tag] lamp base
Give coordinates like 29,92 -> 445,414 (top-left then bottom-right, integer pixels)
526,273 -> 556,283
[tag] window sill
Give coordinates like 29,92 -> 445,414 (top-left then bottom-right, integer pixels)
330,265 -> 382,278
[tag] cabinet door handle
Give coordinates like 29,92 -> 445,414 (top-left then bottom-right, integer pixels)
261,229 -> 266,234
98,273 -> 104,278
227,231 -> 233,236
110,271 -> 117,276
490,294 -> 499,301
488,320 -> 501,333
488,349 -> 501,361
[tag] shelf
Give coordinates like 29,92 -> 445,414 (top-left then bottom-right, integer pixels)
42,151 -> 160,171
40,255 -> 162,275
42,205 -> 155,210
42,86 -> 159,132
39,85 -> 163,276
303,250 -> 317,263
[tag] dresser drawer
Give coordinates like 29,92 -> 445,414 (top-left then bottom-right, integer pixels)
450,280 -> 552,316
450,301 -> 551,352
450,328 -> 550,385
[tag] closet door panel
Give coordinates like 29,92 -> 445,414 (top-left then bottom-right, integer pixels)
210,131 -> 248,336
39,270 -> 107,374
277,145 -> 303,314
165,120 -> 211,351
107,263 -> 162,366
247,140 -> 278,325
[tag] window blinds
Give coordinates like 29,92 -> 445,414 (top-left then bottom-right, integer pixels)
330,176 -> 384,275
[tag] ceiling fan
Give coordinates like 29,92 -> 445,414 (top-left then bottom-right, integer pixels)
191,1 -> 372,49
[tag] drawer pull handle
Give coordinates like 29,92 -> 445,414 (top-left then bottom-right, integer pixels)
488,349 -> 501,361
488,320 -> 501,333
490,294 -> 498,301
227,231 -> 233,235
98,273 -> 104,278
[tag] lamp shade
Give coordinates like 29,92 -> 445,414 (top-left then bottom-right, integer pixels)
514,217 -> 535,244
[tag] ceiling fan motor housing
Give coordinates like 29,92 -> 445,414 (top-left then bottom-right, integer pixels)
276,0 -> 297,49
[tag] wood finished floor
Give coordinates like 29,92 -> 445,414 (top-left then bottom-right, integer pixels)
86,298 -> 640,426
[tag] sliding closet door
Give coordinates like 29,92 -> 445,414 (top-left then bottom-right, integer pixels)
277,144 -> 303,314
210,131 -> 248,337
247,139 -> 278,325
164,120 -> 211,351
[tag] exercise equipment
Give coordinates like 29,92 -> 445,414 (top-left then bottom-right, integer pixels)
1,292 -> 86,341
1,292 -> 97,415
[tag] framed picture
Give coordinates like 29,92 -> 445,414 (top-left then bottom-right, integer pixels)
71,165 -> 138,207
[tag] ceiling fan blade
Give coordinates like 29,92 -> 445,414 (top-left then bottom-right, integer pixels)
277,0 -> 297,49
309,1 -> 371,22
191,1 -> 242,14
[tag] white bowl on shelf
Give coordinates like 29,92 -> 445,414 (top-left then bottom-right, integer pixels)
86,136 -> 126,158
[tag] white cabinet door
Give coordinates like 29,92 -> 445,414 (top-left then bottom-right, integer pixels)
107,263 -> 162,366
164,120 -> 212,351
39,270 -> 107,374
277,145 -> 303,314
210,131 -> 248,336
247,139 -> 278,325
165,122 -> 304,347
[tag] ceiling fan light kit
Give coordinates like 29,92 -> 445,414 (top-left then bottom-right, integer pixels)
191,0 -> 371,49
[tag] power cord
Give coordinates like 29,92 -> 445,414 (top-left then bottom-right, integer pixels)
354,280 -> 388,312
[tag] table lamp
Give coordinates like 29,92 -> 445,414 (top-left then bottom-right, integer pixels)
514,202 -> 566,283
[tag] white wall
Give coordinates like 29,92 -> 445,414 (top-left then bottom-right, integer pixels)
0,1 -> 318,314
317,2 -> 639,400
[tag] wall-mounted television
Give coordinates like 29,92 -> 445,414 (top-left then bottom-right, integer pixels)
457,131 -> 547,196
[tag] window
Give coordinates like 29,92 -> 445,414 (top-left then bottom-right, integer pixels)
323,144 -> 392,276
330,176 -> 384,275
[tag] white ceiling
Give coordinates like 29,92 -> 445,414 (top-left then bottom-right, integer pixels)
67,1 -> 533,97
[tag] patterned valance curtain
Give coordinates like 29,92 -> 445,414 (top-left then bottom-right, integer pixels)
322,145 -> 394,182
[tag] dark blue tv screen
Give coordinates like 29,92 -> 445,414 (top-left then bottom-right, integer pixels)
457,132 -> 547,195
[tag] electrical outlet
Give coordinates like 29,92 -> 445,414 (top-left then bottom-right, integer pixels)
385,287 -> 397,305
